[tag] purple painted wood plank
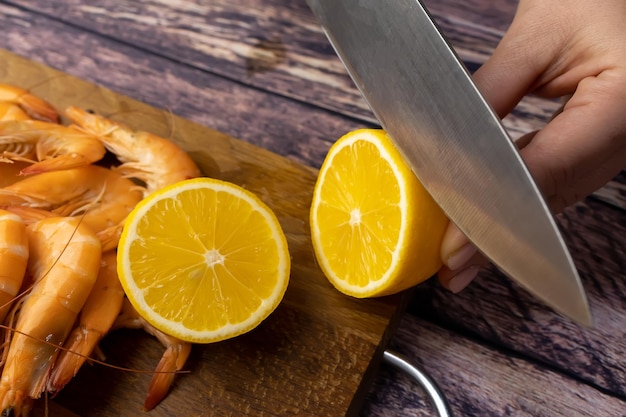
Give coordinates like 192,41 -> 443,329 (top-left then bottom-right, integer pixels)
1,1 -> 625,414
409,197 -> 626,398
364,315 -> 626,417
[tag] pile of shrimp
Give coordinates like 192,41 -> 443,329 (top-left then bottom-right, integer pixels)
0,83 -> 201,416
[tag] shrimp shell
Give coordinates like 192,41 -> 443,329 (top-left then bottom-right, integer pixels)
0,165 -> 143,250
0,210 -> 28,323
0,217 -> 101,416
0,161 -> 30,189
0,84 -> 59,124
47,250 -> 125,394
113,298 -> 192,410
65,106 -> 201,194
0,103 -> 31,122
0,120 -> 106,175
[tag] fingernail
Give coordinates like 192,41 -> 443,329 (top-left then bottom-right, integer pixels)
448,265 -> 480,293
447,243 -> 478,270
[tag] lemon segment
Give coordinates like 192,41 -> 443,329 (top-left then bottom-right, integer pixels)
310,129 -> 448,298
117,178 -> 290,344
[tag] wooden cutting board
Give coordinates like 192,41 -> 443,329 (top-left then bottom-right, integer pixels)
0,49 -> 409,416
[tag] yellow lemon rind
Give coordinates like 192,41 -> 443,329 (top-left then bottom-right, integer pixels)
310,129 -> 447,298
117,177 -> 291,344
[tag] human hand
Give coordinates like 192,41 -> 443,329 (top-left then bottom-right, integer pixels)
438,0 -> 626,293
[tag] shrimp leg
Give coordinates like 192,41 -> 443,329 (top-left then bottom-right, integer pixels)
0,120 -> 106,174
113,298 -> 192,411
65,106 -> 201,194
0,217 -> 101,417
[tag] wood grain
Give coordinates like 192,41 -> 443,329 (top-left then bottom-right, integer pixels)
1,0 -> 625,415
364,315 -> 626,417
0,2 -> 369,170
4,0 -> 520,127
0,0 -> 549,136
409,197 -> 626,398
7,0 -> 623,211
1,49 -> 406,416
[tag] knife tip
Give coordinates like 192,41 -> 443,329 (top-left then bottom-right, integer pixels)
552,290 -> 594,328
572,306 -> 594,328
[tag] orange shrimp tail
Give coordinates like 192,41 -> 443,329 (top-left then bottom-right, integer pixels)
47,328 -> 101,395
14,94 -> 59,124
144,342 -> 192,411
0,84 -> 59,124
0,384 -> 33,417
48,250 -> 124,395
18,153 -> 93,176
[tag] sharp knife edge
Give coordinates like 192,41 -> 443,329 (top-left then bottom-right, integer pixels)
307,0 -> 592,325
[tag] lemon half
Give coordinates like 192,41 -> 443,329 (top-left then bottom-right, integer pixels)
117,178 -> 290,343
310,129 -> 448,297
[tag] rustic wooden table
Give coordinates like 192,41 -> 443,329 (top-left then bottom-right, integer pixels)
1,0 -> 625,416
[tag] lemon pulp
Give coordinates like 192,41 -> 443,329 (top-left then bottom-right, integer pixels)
118,178 -> 290,343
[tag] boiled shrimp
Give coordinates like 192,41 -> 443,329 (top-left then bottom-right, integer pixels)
0,161 -> 31,188
0,83 -> 59,124
0,210 -> 28,323
0,165 -> 144,251
0,102 -> 31,122
0,216 -> 101,417
0,120 -> 106,175
65,106 -> 201,194
5,206 -> 121,253
47,250 -> 125,394
113,298 -> 192,411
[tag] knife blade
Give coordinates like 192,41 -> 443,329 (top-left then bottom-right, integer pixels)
306,0 -> 592,326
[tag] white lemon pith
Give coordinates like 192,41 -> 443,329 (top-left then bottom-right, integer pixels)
117,178 -> 290,344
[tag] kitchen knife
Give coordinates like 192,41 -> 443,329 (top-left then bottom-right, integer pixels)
306,0 -> 592,326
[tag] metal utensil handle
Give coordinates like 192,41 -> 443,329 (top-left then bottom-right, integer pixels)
383,350 -> 453,417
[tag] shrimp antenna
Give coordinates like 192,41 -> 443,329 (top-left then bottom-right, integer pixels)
103,105 -> 178,141
19,73 -> 71,93
0,321 -> 190,376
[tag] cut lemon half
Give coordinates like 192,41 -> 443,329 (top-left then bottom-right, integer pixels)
310,129 -> 448,298
117,178 -> 290,344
